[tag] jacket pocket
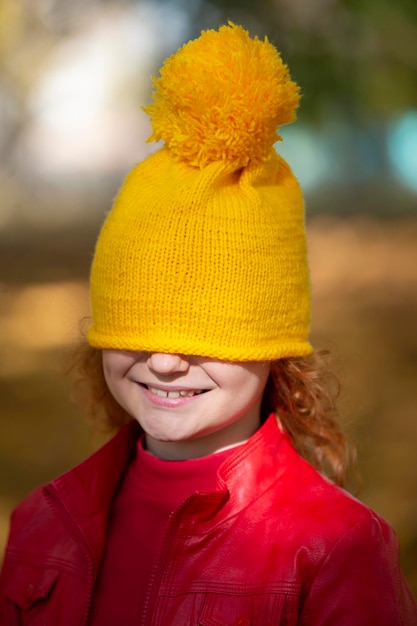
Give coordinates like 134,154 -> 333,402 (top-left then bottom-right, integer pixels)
154,583 -> 301,626
197,585 -> 301,626
4,565 -> 59,625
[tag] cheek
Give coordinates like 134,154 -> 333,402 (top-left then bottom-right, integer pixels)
250,369 -> 270,406
102,351 -> 133,381
101,356 -> 130,404
102,359 -> 119,391
102,366 -> 132,413
101,363 -> 117,398
102,359 -> 112,382
102,366 -> 115,393
226,365 -> 270,400
241,364 -> 271,392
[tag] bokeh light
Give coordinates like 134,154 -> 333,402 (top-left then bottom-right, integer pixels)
387,111 -> 417,193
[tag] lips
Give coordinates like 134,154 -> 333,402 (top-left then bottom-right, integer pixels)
144,385 -> 206,399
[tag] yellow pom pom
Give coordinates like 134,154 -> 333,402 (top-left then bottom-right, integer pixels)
144,23 -> 301,169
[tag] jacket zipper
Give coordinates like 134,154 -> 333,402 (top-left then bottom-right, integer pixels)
44,488 -> 95,626
139,495 -> 195,626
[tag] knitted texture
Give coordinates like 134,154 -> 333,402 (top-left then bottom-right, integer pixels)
88,23 -> 312,361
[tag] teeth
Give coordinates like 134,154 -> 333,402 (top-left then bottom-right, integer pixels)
179,390 -> 201,397
147,386 -> 202,399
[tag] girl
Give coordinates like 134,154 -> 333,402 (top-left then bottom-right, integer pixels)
1,23 -> 416,626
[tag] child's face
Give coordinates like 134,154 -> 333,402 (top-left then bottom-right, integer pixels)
102,350 -> 270,459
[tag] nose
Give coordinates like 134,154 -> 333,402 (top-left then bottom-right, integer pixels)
147,352 -> 190,375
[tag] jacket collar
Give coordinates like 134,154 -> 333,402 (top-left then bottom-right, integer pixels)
49,413 -> 288,511
48,420 -> 141,517
45,414 -> 292,563
178,413 -> 295,526
45,420 -> 141,567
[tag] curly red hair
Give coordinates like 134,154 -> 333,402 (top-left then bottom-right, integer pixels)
68,343 -> 356,488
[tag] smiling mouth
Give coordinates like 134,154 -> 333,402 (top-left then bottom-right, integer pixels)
143,385 -> 207,399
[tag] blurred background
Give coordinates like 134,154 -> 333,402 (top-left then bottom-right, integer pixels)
0,0 -> 416,595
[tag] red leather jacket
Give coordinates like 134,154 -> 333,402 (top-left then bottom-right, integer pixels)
1,414 -> 416,625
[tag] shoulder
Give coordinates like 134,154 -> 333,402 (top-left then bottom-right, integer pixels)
7,485 -> 52,542
293,465 -> 417,624
268,443 -> 394,556
11,483 -> 48,518
264,449 -> 408,597
4,485 -> 68,568
232,418 -> 388,548
3,421 -> 140,559
280,438 -> 375,520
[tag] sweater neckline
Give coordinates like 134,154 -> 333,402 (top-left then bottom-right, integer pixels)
127,437 -> 241,505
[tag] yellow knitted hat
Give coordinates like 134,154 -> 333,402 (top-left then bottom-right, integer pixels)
87,23 -> 312,361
